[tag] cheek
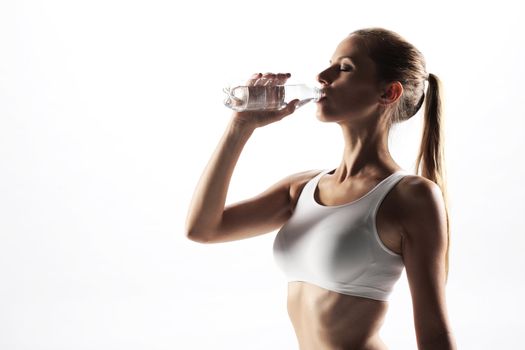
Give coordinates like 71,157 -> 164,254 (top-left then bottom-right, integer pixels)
316,91 -> 378,121
335,85 -> 378,110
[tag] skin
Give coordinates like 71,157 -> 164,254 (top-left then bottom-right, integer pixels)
186,35 -> 456,349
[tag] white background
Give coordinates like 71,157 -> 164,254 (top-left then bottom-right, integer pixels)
1,0 -> 524,349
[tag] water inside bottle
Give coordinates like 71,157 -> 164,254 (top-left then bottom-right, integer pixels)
230,85 -> 286,111
223,84 -> 322,111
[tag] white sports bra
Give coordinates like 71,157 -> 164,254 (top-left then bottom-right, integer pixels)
273,168 -> 410,301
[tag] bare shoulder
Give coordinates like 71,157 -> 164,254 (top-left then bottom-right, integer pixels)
394,174 -> 447,236
396,174 -> 444,203
285,169 -> 325,205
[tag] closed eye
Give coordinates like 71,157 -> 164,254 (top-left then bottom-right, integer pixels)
340,64 -> 353,72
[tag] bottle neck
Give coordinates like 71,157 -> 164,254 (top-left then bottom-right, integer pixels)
290,84 -> 323,101
313,87 -> 323,102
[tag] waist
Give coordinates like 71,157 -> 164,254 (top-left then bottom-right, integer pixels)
287,281 -> 389,348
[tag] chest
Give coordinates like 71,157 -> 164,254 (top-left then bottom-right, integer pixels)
314,176 -> 405,256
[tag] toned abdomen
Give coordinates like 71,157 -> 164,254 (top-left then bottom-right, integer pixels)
286,281 -> 390,350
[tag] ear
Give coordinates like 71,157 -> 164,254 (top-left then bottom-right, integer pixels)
379,81 -> 403,105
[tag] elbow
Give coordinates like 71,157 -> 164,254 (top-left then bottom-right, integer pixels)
184,225 -> 213,244
184,215 -> 205,243
186,232 -> 209,244
185,214 -> 221,244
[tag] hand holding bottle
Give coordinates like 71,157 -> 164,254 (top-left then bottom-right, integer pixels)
229,73 -> 301,130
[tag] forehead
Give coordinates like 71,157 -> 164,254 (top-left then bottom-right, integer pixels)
331,35 -> 375,69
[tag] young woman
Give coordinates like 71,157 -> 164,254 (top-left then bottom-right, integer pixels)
185,27 -> 457,350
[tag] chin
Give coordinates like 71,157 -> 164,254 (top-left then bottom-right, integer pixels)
316,108 -> 342,123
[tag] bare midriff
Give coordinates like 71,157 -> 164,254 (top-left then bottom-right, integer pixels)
287,281 -> 390,350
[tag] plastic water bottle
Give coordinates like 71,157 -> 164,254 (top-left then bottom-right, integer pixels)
223,84 -> 323,111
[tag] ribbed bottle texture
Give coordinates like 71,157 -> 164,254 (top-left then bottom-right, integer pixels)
223,84 -> 323,111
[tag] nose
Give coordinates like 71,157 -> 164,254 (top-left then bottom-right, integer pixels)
316,67 -> 331,86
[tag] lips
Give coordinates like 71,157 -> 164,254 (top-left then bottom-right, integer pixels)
317,88 -> 328,101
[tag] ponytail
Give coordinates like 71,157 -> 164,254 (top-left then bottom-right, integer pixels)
414,73 -> 451,283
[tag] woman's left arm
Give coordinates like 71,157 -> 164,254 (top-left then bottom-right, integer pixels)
398,176 -> 457,350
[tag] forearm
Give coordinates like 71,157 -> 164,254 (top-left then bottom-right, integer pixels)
185,116 -> 255,239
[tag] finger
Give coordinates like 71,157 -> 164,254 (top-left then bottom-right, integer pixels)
264,73 -> 277,86
247,73 -> 262,85
254,77 -> 266,86
279,99 -> 300,116
260,73 -> 276,86
276,73 -> 291,85
263,72 -> 277,79
288,99 -> 300,110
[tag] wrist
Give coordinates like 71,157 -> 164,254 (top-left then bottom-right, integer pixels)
228,115 -> 257,136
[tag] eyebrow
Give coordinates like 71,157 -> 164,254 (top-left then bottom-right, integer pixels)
329,56 -> 357,65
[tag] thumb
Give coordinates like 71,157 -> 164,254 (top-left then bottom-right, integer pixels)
275,99 -> 300,120
287,99 -> 300,112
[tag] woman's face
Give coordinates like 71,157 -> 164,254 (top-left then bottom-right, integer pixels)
316,35 -> 385,123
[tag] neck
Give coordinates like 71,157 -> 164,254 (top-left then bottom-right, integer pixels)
332,119 -> 397,183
